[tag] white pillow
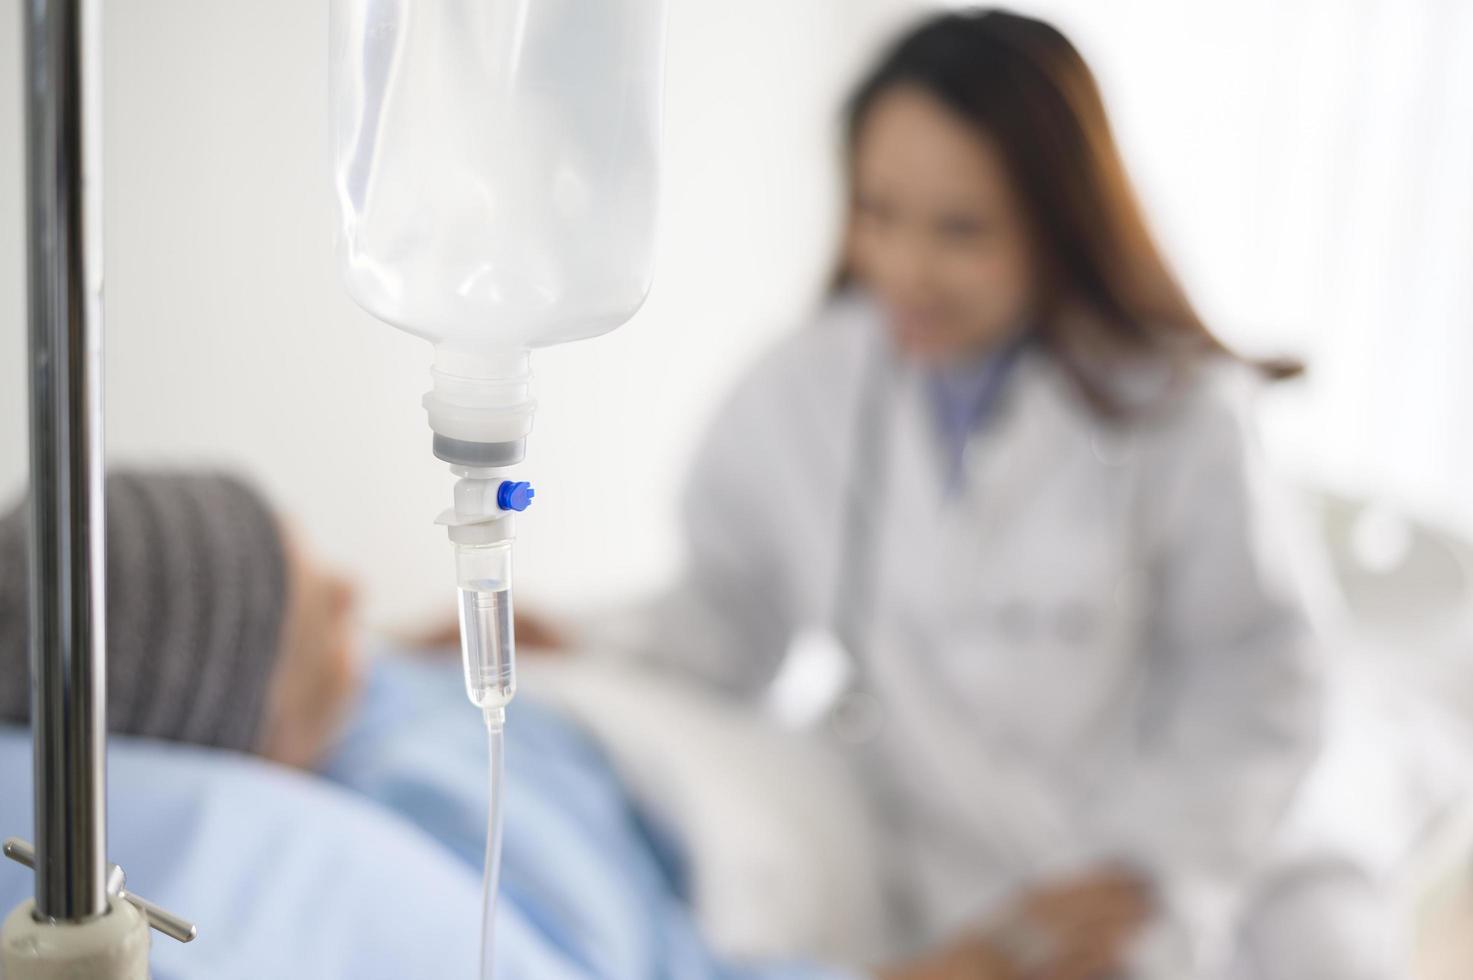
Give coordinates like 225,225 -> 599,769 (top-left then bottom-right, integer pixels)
519,654 -> 890,971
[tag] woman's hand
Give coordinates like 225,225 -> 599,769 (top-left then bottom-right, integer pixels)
1001,866 -> 1154,980
878,867 -> 1152,980
877,932 -> 1020,980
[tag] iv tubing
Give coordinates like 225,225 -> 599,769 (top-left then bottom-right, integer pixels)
448,478 -> 523,979
480,706 -> 507,980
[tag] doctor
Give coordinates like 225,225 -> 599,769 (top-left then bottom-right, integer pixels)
590,9 -> 1323,979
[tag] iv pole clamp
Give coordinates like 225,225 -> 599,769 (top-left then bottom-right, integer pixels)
2,2 -> 193,976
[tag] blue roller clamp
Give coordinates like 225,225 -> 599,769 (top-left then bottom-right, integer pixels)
497,480 -> 536,512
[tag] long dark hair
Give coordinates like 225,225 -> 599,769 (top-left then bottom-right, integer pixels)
836,9 -> 1299,413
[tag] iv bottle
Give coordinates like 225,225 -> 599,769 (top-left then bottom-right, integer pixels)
330,0 -> 667,463
329,8 -> 666,978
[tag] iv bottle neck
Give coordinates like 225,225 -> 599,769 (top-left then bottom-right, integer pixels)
424,347 -> 537,467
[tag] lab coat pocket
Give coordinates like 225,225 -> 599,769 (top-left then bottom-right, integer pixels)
935,541 -> 1137,754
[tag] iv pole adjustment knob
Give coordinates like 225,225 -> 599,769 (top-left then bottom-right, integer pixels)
4,838 -> 197,943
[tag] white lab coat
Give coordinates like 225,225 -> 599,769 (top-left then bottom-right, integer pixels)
626,294 -> 1324,976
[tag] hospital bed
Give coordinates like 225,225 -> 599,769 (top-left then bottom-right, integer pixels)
2,489 -> 1470,979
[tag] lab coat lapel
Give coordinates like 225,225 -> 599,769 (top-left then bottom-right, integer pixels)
863,355 -> 1087,875
874,349 -> 1085,597
960,350 -> 1083,530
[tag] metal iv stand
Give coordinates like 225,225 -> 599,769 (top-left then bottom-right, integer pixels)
2,2 -> 195,976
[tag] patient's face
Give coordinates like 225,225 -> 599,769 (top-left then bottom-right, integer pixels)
847,85 -> 1036,363
259,522 -> 361,769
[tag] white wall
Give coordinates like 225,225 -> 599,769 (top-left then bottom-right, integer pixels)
0,1 -> 902,629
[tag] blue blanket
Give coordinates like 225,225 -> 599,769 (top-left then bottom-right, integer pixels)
0,724 -> 483,979
0,655 -> 855,980
325,654 -> 853,980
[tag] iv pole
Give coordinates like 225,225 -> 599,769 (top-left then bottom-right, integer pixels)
2,2 -> 193,975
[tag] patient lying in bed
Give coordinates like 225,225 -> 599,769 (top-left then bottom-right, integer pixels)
5,471 -> 1463,980
0,471 -> 1013,980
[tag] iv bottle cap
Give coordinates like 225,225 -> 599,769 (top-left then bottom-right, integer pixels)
497,481 -> 535,512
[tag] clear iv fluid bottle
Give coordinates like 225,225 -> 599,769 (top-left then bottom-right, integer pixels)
329,0 -> 666,354
328,9 -> 665,979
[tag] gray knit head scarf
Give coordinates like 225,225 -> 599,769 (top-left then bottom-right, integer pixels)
0,472 -> 289,753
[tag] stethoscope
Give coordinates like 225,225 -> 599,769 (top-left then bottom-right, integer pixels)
819,332 -> 1151,972
818,330 -> 1103,745
820,333 -> 897,745
820,334 -> 1067,957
